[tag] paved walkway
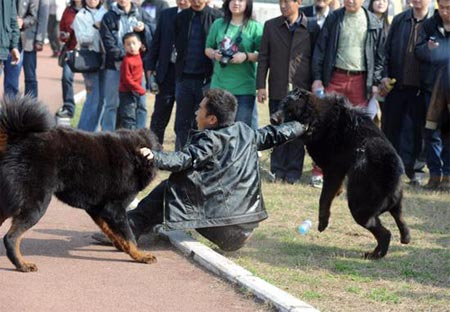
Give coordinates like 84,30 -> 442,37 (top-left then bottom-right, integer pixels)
0,47 -> 268,312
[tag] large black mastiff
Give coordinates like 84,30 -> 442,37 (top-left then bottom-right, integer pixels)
271,89 -> 410,259
0,96 -> 159,272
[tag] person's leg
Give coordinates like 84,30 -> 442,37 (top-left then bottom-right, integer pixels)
101,69 -> 120,131
117,91 -> 138,130
3,51 -> 23,97
235,95 -> 256,127
23,51 -> 38,98
284,137 -> 305,184
195,222 -> 258,252
150,75 -> 176,145
59,60 -> 76,116
78,71 -> 103,131
174,78 -> 196,150
251,102 -> 259,129
127,182 -> 166,239
136,77 -> 147,129
268,99 -> 287,180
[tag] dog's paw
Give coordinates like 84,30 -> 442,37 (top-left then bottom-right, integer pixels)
318,219 -> 328,232
18,262 -> 38,272
141,252 -> 157,264
401,233 -> 411,244
363,250 -> 384,260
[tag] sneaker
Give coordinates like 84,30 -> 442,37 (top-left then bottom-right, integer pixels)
310,175 -> 323,188
91,232 -> 112,246
55,107 -> 73,118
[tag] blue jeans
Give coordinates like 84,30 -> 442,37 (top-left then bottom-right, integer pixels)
268,99 -> 305,181
23,51 -> 37,98
235,95 -> 256,128
61,60 -> 75,116
101,69 -> 146,131
118,91 -> 140,129
174,78 -> 206,150
3,51 -> 24,96
78,70 -> 105,131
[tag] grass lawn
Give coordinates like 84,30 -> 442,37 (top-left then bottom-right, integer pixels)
75,93 -> 450,312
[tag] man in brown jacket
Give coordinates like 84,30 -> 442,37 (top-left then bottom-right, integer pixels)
256,0 -> 320,184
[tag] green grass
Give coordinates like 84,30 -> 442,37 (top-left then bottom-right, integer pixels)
75,93 -> 450,312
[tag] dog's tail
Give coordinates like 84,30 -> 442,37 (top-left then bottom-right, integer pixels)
0,95 -> 55,152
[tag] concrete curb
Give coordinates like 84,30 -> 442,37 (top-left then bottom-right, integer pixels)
159,229 -> 319,312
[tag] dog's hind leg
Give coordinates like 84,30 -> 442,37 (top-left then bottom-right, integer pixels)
389,197 -> 411,244
4,199 -> 50,272
352,211 -> 392,259
88,212 -> 157,264
318,171 -> 346,232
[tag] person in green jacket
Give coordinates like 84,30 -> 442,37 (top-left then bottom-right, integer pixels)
0,0 -> 21,81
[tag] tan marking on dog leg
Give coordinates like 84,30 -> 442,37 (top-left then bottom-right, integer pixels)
0,132 -> 8,153
94,218 -> 156,264
8,228 -> 38,272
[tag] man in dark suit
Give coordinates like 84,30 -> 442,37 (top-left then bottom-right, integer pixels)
146,0 -> 191,147
301,0 -> 333,28
172,0 -> 222,150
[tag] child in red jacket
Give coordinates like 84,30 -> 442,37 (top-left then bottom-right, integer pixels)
118,32 -> 146,129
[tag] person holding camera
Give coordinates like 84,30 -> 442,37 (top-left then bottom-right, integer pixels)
205,0 -> 262,128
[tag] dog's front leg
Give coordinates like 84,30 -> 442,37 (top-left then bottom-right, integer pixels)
318,171 -> 345,232
89,214 -> 157,264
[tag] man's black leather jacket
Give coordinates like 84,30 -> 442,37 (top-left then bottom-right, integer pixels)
153,121 -> 305,230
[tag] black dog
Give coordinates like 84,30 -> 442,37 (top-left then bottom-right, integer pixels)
272,89 -> 411,259
0,96 -> 159,272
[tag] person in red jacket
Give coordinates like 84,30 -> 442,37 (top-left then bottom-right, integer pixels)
118,32 -> 146,129
55,0 -> 82,122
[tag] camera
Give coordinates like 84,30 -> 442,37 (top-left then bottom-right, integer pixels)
219,47 -> 235,67
218,37 -> 238,68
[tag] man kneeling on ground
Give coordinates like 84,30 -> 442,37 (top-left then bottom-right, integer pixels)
93,89 -> 305,251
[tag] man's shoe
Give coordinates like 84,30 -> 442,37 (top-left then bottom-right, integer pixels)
310,175 -> 323,189
91,232 -> 112,246
424,176 -> 442,190
55,107 -> 73,118
439,176 -> 450,191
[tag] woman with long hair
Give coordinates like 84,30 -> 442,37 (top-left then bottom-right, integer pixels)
205,0 -> 262,128
368,0 -> 390,35
72,0 -> 107,131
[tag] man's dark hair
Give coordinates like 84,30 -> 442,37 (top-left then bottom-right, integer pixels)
122,32 -> 141,44
204,89 -> 237,127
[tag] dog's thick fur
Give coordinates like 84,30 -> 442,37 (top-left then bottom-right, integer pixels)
0,96 -> 159,272
272,89 -> 411,259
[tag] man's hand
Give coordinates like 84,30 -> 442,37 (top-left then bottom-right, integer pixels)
17,16 -> 24,29
257,89 -> 267,103
140,147 -> 154,161
10,48 -> 20,65
311,80 -> 324,93
134,21 -> 144,32
34,41 -> 44,51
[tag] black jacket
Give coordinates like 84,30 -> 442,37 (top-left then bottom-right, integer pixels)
415,11 -> 450,93
147,6 -> 178,83
312,7 -> 385,99
154,121 -> 305,230
174,6 -> 222,80
100,2 -> 154,70
383,8 -> 433,86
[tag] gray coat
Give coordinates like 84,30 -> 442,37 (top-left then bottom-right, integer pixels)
21,0 -> 49,51
0,0 -> 20,60
17,0 -> 38,51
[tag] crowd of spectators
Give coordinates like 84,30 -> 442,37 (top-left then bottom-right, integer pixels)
0,0 -> 449,191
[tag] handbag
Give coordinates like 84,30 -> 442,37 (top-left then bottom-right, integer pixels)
66,49 -> 103,73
